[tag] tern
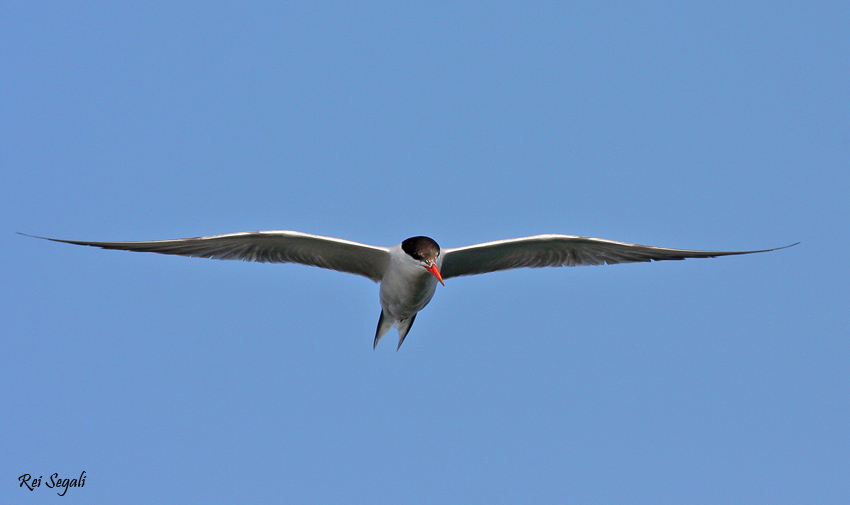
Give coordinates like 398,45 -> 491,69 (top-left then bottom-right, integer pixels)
23,231 -> 797,349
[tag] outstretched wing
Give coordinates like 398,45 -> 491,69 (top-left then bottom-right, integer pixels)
440,234 -> 797,279
24,230 -> 391,282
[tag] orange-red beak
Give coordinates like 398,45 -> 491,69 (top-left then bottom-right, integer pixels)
425,264 -> 444,286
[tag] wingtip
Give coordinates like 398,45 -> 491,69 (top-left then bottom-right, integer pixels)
773,241 -> 801,251
17,232 -> 66,243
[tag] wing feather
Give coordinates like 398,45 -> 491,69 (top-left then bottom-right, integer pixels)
24,231 -> 390,282
440,234 -> 797,279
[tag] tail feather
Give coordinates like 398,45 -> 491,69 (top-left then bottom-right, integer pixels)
396,314 -> 417,350
373,311 -> 419,350
373,310 -> 394,349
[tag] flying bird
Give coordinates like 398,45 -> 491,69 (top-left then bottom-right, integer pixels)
23,231 -> 797,349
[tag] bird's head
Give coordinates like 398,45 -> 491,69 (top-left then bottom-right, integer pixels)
401,236 -> 444,286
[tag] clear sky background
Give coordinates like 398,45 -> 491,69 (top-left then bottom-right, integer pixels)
2,2 -> 847,504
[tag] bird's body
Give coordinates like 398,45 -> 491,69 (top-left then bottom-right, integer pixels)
375,237 -> 444,348
23,231 -> 797,349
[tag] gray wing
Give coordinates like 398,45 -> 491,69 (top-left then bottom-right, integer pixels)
24,230 -> 391,282
440,234 -> 798,279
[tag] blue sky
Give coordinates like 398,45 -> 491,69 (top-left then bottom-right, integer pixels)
2,2 -> 847,503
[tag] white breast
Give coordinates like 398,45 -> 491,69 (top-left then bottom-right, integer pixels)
378,245 -> 442,321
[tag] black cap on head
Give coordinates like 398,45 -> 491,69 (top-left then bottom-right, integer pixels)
401,236 -> 440,262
